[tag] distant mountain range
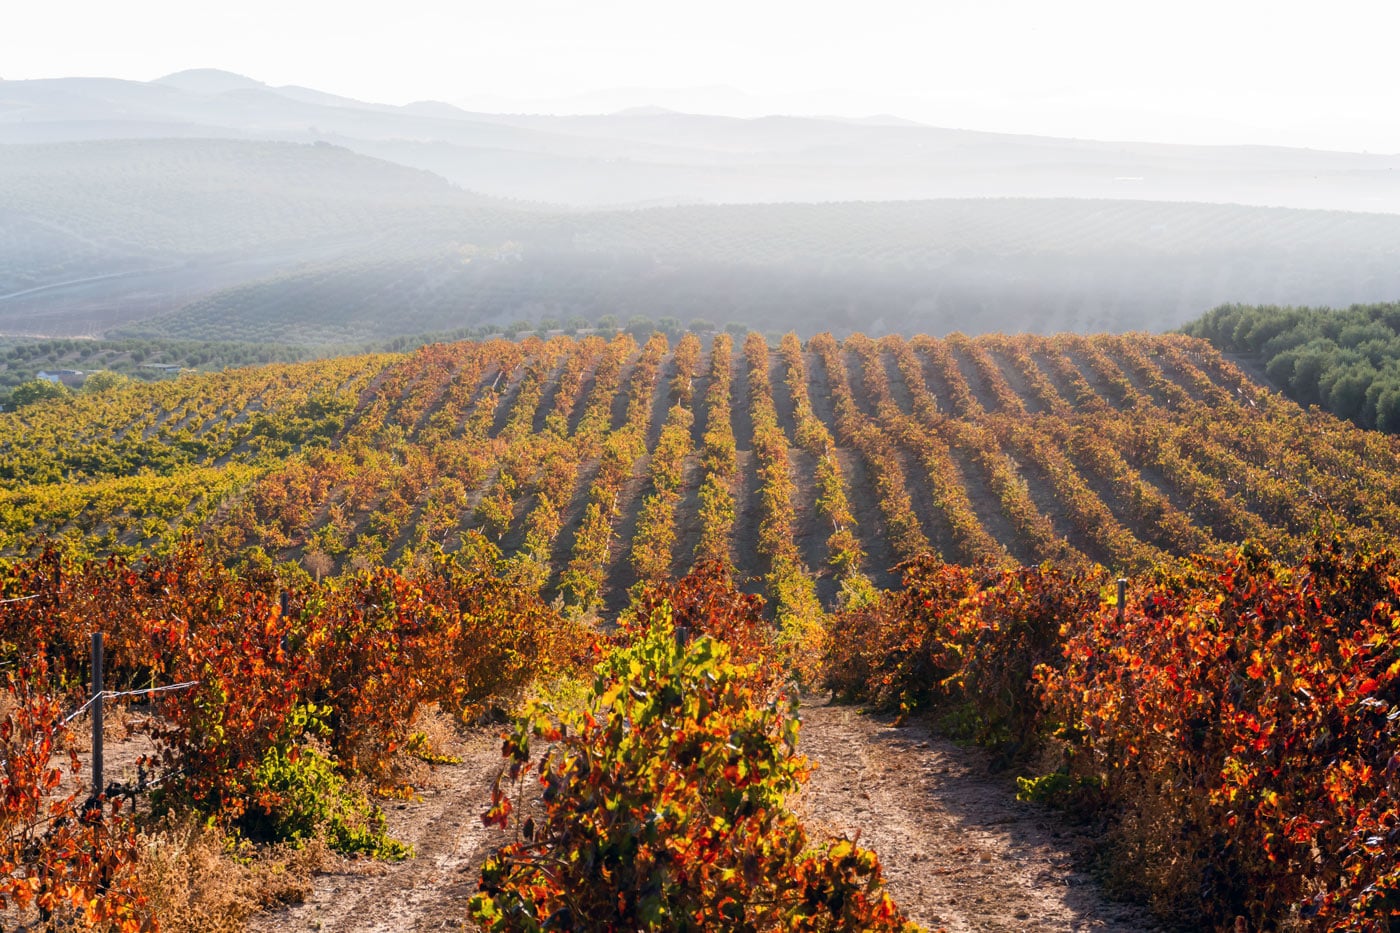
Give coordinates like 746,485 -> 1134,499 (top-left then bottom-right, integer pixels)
4,68 -> 1400,211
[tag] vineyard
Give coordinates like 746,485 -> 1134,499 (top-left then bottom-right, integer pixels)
5,330 -> 1400,929
5,330 -> 1400,607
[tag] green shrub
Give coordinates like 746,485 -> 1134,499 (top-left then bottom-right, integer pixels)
243,738 -> 410,860
471,608 -> 918,931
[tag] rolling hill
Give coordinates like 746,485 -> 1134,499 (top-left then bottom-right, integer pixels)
5,330 -> 1398,614
8,137 -> 1400,342
6,328 -> 1400,931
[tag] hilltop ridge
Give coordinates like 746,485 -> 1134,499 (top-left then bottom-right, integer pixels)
7,68 -> 1400,211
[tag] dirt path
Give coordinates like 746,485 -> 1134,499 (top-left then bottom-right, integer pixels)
249,729 -> 507,933
796,697 -> 1160,933
246,700 -> 1159,933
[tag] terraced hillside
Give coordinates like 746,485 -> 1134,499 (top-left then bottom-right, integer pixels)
5,331 -> 1399,613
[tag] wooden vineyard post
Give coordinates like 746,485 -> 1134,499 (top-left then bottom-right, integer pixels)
91,631 -> 103,805
1117,578 -> 1127,625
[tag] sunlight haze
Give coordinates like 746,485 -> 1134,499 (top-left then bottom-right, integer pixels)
6,0 -> 1400,151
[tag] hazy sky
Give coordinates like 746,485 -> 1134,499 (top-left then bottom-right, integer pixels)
7,0 -> 1400,152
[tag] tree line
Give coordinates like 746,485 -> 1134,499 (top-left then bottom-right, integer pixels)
1184,302 -> 1400,432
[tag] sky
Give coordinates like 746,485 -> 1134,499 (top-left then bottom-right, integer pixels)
6,0 -> 1400,152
